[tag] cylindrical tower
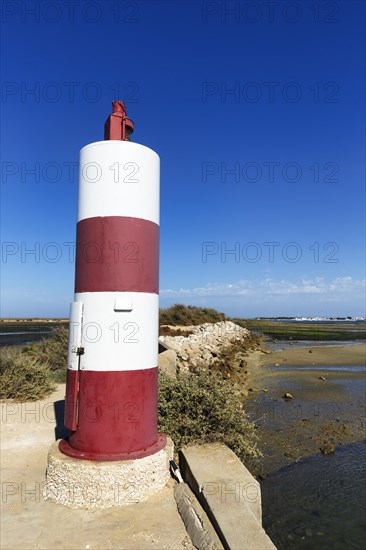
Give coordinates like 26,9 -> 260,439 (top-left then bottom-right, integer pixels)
59,102 -> 166,461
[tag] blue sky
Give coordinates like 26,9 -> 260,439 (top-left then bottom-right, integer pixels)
1,0 -> 365,318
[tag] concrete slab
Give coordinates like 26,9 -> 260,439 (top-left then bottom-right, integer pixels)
1,385 -> 193,550
179,444 -> 276,550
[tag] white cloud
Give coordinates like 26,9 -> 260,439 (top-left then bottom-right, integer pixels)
160,276 -> 365,298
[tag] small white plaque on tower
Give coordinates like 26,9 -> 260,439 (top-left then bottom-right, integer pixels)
113,297 -> 133,312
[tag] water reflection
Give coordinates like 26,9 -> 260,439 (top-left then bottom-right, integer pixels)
260,442 -> 366,549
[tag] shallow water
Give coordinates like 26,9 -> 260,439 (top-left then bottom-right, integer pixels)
0,330 -> 53,346
0,323 -> 65,346
265,339 -> 365,351
270,364 -> 366,373
260,441 -> 366,549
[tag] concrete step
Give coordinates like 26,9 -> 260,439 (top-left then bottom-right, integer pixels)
179,444 -> 276,550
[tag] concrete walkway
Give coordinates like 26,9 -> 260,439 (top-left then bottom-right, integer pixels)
1,385 -> 193,550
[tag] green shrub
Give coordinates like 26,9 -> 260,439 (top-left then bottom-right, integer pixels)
160,304 -> 226,326
158,370 -> 261,460
24,325 -> 68,382
0,347 -> 55,401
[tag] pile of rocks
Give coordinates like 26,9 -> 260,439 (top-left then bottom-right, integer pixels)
158,321 -> 251,374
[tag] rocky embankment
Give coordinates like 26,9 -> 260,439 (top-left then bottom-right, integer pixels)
158,321 -> 263,379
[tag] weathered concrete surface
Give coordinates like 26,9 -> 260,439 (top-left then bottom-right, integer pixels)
0,385 -> 193,549
44,438 -> 174,509
175,482 -> 224,550
179,444 -> 276,550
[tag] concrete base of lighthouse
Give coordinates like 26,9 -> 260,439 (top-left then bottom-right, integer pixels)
43,437 -> 173,509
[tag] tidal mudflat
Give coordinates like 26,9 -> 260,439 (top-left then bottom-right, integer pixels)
243,343 -> 366,474
242,342 -> 366,549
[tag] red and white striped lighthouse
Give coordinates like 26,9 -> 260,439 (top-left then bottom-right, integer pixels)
59,102 -> 166,461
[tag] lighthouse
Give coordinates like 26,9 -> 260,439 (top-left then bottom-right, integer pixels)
59,101 -> 166,461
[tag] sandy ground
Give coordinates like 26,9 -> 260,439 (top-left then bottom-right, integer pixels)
257,343 -> 366,367
0,386 -> 193,550
242,344 -> 366,475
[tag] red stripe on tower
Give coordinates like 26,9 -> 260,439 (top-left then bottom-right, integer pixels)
75,216 -> 159,294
